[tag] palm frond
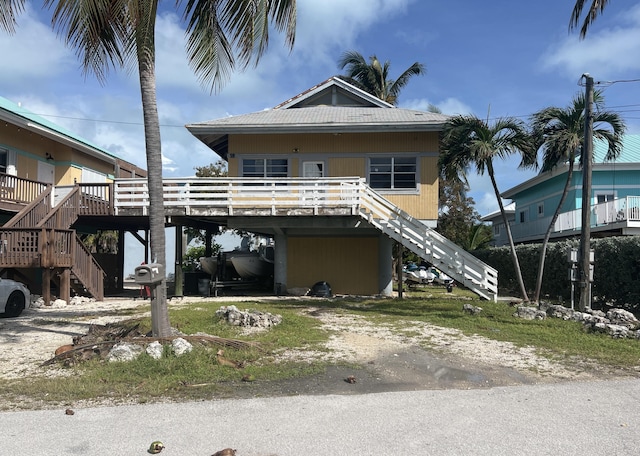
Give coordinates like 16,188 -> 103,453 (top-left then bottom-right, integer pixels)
46,0 -> 130,84
0,0 -> 24,33
569,0 -> 611,38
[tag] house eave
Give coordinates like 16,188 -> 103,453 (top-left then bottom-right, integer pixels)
0,107 -> 116,165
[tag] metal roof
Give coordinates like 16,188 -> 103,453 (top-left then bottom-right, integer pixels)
0,95 -> 117,162
594,134 -> 640,163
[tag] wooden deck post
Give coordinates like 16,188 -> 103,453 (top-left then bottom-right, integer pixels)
60,268 -> 71,303
42,268 -> 52,305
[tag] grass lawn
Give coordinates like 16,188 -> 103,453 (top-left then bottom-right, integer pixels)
1,286 -> 638,410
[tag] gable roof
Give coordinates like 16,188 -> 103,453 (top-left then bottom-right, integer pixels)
186,77 -> 449,160
274,76 -> 394,109
0,95 -> 117,164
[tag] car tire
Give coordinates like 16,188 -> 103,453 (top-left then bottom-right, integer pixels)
3,291 -> 25,318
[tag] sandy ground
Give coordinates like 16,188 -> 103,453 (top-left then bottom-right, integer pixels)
0,292 -> 632,392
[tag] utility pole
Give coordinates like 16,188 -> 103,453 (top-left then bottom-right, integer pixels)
578,73 -> 594,311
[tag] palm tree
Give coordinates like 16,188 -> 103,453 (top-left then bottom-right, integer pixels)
2,0 -> 296,337
439,115 -> 536,302
337,50 -> 425,105
570,0 -> 611,38
530,91 -> 625,305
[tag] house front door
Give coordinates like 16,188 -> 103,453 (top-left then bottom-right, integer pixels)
301,161 -> 325,205
302,161 -> 324,178
38,161 -> 55,185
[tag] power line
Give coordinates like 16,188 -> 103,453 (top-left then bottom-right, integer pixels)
18,112 -> 187,129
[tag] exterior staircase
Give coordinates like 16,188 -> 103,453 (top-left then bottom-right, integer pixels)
1,183 -> 112,301
356,184 -> 498,301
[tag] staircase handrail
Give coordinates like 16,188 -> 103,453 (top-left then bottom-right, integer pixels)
71,236 -> 105,301
355,181 -> 498,299
3,186 -> 53,228
38,186 -> 81,228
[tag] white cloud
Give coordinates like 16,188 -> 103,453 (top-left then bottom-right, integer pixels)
404,97 -> 474,116
541,4 -> 640,80
0,6 -> 75,87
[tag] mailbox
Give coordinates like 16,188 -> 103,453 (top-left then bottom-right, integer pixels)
134,263 -> 164,285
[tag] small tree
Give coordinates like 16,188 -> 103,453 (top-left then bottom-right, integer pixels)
440,115 -> 536,302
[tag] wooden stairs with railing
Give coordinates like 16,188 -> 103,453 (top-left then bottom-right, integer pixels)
1,183 -> 113,302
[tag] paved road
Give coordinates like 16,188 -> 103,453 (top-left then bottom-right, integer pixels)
2,379 -> 639,455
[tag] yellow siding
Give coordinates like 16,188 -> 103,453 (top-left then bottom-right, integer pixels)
328,157 -> 362,177
287,236 -> 379,295
229,131 -> 440,220
231,132 -> 439,154
1,122 -> 115,185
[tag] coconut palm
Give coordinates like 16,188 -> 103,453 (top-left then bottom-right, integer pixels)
439,115 -> 536,302
530,91 -> 625,306
337,50 -> 425,105
570,0 -> 611,38
2,0 -> 296,337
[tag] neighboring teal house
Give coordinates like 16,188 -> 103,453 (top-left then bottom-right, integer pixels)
487,135 -> 640,246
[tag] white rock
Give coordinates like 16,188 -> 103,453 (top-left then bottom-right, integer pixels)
107,342 -> 144,362
172,337 -> 193,356
51,299 -> 67,308
146,341 -> 164,360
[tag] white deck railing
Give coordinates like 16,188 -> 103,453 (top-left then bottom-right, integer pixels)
114,177 -> 497,300
114,177 -> 361,215
510,196 -> 640,241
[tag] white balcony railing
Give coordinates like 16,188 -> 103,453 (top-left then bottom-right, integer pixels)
509,196 -> 640,241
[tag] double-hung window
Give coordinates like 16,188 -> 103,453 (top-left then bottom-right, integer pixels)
242,158 -> 288,178
369,156 -> 417,190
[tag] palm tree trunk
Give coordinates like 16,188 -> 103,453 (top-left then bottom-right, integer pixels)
488,163 -> 529,302
136,4 -> 171,337
533,163 -> 574,306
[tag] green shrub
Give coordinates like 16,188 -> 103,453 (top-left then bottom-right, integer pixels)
474,237 -> 640,312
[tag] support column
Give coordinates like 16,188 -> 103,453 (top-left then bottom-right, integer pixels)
273,233 -> 288,294
174,225 -> 184,297
60,268 -> 71,303
116,229 -> 125,291
378,235 -> 393,296
43,268 -> 52,304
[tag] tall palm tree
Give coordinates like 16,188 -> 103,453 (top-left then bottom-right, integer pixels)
530,91 -> 625,305
570,0 -> 611,38
337,50 -> 425,105
439,115 -> 536,302
2,0 -> 296,337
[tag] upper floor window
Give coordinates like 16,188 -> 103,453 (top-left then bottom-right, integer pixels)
537,203 -> 544,218
519,210 -> 527,223
242,158 -> 288,178
369,156 -> 416,190
596,193 -> 615,204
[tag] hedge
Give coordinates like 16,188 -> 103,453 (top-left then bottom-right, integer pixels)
473,236 -> 640,311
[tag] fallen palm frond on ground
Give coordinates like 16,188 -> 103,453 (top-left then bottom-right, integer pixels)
42,322 -> 261,367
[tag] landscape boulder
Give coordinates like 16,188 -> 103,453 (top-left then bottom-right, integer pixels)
216,305 -> 283,328
107,342 -> 144,362
513,306 -> 547,320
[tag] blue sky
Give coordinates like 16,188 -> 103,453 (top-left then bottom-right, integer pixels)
2,1 -> 640,272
